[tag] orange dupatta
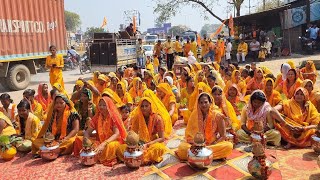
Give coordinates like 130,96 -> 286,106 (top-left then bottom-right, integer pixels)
35,83 -> 51,112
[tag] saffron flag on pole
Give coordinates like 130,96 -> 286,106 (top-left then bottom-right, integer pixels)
101,17 -> 107,28
229,14 -> 234,37
210,20 -> 226,39
133,16 -> 137,33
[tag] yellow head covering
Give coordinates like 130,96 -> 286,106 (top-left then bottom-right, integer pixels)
287,60 -> 296,69
75,80 -> 84,87
188,82 -> 211,111
102,88 -> 124,108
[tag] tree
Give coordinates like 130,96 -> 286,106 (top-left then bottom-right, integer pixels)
65,10 -> 81,32
255,0 -> 283,12
168,25 -> 191,36
232,0 -> 245,17
84,27 -> 105,39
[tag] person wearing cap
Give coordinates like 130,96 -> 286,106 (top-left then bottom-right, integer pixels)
236,39 -> 248,63
164,36 -> 175,70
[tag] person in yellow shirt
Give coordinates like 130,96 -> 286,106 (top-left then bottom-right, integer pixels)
201,34 -> 209,59
175,36 -> 183,56
153,54 -> 160,74
164,36 -> 175,70
190,38 -> 198,59
236,39 -> 248,63
184,38 -> 191,57
45,45 -> 65,88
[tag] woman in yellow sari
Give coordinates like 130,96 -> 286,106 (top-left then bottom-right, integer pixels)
102,88 -> 124,108
23,89 -> 44,121
276,69 -> 302,99
203,64 -> 212,78
188,82 -> 211,114
176,93 -> 233,161
212,86 -> 241,130
45,45 -> 64,88
157,83 -> 178,126
275,87 -> 320,148
154,67 -> 167,85
237,90 -> 282,146
129,77 -> 146,106
302,79 -> 320,112
109,76 -> 119,93
246,68 -> 265,95
32,94 -> 80,156
193,62 -> 202,72
194,71 -> 208,85
143,70 -> 155,89
264,78 -> 282,107
180,76 -> 195,124
95,74 -> 109,94
225,70 -> 246,96
116,81 -> 133,108
0,111 -> 16,136
301,60 -> 317,83
74,97 -> 127,166
117,97 -> 169,164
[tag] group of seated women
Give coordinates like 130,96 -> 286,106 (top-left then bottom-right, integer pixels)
0,60 -> 319,166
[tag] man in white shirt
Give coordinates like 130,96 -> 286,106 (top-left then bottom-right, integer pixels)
249,39 -> 260,62
264,38 -> 272,57
225,39 -> 232,64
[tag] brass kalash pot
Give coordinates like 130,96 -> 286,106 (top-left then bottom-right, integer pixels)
80,137 -> 97,166
124,131 -> 143,169
187,132 -> 213,169
311,123 -> 320,154
39,132 -> 60,161
247,121 -> 272,180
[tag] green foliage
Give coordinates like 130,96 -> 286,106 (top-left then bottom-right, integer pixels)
65,10 -> 81,31
84,27 -> 105,39
0,135 -> 11,151
168,25 -> 191,36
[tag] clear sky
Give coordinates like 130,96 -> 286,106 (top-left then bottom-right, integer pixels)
64,0 -> 260,32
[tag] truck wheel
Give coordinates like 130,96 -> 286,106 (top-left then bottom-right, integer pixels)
6,64 -> 30,91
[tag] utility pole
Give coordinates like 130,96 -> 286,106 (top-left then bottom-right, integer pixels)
306,0 -> 311,24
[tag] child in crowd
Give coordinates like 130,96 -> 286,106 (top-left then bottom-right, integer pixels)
120,105 -> 131,131
258,46 -> 267,62
153,54 -> 159,74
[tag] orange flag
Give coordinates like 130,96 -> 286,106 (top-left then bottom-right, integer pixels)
133,16 -> 137,33
101,17 -> 107,28
210,20 -> 226,39
228,14 -> 234,37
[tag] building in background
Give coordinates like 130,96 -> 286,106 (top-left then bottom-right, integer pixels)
147,23 -> 172,36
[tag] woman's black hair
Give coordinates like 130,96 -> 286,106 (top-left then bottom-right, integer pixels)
242,69 -> 249,74
265,74 -> 276,81
251,91 -> 266,103
17,99 -> 31,110
117,68 -> 124,77
199,93 -> 212,103
288,69 -> 297,80
136,72 -> 143,79
186,76 -> 193,83
120,105 -> 131,112
50,89 -> 59,97
23,89 -> 36,96
212,86 -> 222,94
207,74 -> 216,81
249,70 -> 255,78
0,93 -> 13,103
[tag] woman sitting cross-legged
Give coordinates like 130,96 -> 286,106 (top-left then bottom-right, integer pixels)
175,93 -> 233,161
73,96 -> 127,166
117,97 -> 169,165
237,90 -> 282,147
32,94 -> 80,157
274,87 -> 320,148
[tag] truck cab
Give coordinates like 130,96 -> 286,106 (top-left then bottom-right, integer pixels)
144,34 -> 158,45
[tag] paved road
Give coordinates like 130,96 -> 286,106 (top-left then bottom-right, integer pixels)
0,68 -> 92,104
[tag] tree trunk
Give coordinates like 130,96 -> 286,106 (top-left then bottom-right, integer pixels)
236,6 -> 241,17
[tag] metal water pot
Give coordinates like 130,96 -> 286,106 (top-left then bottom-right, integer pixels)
311,135 -> 320,154
80,150 -> 97,166
39,144 -> 60,161
124,149 -> 143,168
187,146 -> 213,169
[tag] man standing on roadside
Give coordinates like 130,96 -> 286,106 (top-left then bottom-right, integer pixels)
175,36 -> 183,56
153,40 -> 163,61
164,36 -> 175,70
136,38 -> 144,68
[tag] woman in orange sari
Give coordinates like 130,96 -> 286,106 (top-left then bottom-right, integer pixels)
276,69 -> 302,99
275,88 -> 320,148
301,60 -> 317,83
302,79 -> 320,112
157,83 -> 178,126
212,86 -> 241,131
264,78 -> 282,107
35,83 -> 51,114
176,93 -> 233,161
74,97 -> 127,166
116,81 -> 133,108
32,94 -> 80,156
246,68 -> 265,95
117,97 -> 169,164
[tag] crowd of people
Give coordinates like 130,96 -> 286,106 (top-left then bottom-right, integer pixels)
0,41 -> 319,168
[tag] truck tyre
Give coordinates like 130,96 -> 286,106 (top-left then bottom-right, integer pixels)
6,64 -> 30,91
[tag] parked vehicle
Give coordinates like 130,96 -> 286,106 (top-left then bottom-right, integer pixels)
80,52 -> 91,74
145,34 -> 158,44
299,36 -> 314,55
142,45 -> 154,57
0,0 -> 66,90
63,56 -> 76,71
90,32 -> 137,73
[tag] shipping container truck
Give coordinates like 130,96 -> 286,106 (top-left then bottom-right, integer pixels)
0,0 -> 67,90
90,32 -> 137,73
